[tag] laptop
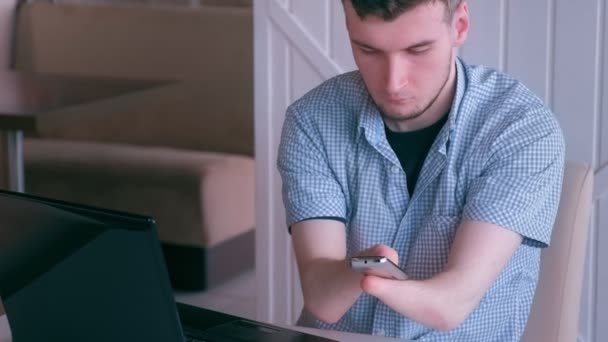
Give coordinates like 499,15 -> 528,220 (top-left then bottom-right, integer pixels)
0,190 -> 335,342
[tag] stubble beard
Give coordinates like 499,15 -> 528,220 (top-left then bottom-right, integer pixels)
378,59 -> 452,125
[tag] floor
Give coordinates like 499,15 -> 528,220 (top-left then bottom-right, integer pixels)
174,269 -> 256,320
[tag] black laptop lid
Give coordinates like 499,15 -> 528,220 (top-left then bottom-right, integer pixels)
0,191 -> 185,342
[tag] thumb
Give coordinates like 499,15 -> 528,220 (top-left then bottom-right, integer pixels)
360,274 -> 392,296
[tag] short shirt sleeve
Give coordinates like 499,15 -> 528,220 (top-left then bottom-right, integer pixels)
277,105 -> 347,228
462,112 -> 565,248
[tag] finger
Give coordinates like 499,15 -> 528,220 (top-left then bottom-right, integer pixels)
374,245 -> 399,264
360,245 -> 399,265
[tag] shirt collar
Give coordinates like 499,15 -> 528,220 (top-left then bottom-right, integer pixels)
436,56 -> 467,155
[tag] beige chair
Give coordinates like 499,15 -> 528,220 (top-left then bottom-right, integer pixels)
522,161 -> 594,342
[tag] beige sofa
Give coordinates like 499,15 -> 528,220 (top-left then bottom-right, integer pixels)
13,1 -> 254,290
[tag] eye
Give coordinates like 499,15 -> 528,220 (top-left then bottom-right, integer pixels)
360,47 -> 377,55
408,46 -> 431,55
356,45 -> 378,55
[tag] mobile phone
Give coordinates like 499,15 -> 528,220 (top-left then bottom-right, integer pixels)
350,256 -> 409,280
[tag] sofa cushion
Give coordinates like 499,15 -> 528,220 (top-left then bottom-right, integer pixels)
24,138 -> 254,248
34,82 -> 254,156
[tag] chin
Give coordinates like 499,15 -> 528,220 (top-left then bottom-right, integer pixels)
380,105 -> 421,120
383,113 -> 421,122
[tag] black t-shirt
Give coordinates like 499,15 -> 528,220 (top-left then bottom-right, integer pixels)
385,114 -> 449,196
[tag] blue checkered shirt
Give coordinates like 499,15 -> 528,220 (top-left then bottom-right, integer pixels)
277,58 -> 565,341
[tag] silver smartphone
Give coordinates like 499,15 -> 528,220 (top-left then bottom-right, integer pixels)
350,256 -> 409,280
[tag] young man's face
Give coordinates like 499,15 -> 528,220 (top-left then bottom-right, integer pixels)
344,1 -> 468,125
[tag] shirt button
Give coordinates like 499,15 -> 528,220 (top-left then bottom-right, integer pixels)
392,166 -> 400,173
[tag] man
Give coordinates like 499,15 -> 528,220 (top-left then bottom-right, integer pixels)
277,0 -> 565,341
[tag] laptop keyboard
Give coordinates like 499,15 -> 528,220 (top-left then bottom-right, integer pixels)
184,333 -> 216,342
184,328 -> 235,342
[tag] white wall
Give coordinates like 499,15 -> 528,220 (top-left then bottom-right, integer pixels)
255,1 -> 607,341
0,0 -> 17,69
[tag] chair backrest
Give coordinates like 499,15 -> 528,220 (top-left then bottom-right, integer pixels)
14,2 -> 253,84
521,161 -> 594,342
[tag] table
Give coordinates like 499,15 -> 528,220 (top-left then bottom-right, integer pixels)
0,70 -> 169,192
288,325 -> 407,341
0,314 -> 407,342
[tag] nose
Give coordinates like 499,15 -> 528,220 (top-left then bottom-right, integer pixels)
384,56 -> 407,95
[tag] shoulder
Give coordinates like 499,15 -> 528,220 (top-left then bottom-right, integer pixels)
290,72 -> 364,115
463,63 -> 547,118
285,71 -> 367,137
458,62 -> 563,150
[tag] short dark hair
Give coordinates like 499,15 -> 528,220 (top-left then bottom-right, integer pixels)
347,0 -> 462,22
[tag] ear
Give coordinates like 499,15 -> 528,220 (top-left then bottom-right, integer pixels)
452,1 -> 469,47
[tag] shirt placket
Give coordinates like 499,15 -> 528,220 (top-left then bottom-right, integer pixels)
391,146 -> 448,277
371,302 -> 391,337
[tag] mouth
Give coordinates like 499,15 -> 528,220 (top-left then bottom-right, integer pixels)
386,97 -> 409,104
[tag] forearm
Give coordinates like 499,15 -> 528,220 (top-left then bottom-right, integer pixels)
363,220 -> 523,331
364,269 -> 477,331
300,258 -> 364,324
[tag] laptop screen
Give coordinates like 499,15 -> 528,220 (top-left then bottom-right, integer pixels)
0,191 -> 185,342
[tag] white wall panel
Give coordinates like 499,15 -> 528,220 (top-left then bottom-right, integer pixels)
602,0 -> 608,168
255,0 -> 291,320
291,47 -> 324,102
505,0 -> 551,103
459,0 -> 504,70
254,0 -> 272,323
596,2 -> 607,341
268,21 -> 292,324
330,1 -> 356,72
289,0 -> 330,52
269,1 -> 342,78
552,0 -> 599,164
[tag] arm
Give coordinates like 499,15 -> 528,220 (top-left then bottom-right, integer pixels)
291,219 -> 361,324
292,219 -> 399,324
278,105 -> 365,323
363,113 -> 565,331
361,219 -> 522,331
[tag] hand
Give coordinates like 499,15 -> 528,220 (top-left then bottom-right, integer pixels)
356,244 -> 399,265
356,244 -> 402,296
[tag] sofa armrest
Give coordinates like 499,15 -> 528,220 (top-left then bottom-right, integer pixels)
24,138 -> 255,246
